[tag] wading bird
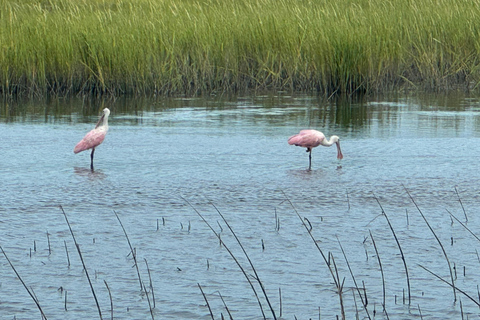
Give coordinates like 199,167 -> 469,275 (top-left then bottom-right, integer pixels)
288,129 -> 343,170
74,108 -> 110,170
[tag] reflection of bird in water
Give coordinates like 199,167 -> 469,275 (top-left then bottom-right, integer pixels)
288,129 -> 343,170
73,167 -> 107,180
74,108 -> 110,171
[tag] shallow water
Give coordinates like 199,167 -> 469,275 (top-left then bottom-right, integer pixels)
1,93 -> 480,319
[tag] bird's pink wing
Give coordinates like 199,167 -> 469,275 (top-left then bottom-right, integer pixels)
74,129 -> 106,153
288,130 -> 324,148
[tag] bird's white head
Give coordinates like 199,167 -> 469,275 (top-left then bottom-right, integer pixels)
95,108 -> 110,129
329,135 -> 340,143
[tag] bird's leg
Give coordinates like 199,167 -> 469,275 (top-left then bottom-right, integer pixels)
307,148 -> 312,171
90,147 -> 95,171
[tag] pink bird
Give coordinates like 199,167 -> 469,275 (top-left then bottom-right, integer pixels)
288,129 -> 343,170
74,108 -> 110,170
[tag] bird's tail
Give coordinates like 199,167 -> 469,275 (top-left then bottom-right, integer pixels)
287,134 -> 302,146
74,141 -> 87,154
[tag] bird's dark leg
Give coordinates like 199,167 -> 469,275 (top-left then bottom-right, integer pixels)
90,147 -> 95,171
307,148 -> 312,171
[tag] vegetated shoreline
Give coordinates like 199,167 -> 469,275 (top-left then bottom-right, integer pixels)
2,0 -> 480,98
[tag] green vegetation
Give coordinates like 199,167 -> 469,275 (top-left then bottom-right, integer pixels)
2,0 -> 480,97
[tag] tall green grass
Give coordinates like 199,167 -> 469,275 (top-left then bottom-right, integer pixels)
2,0 -> 480,97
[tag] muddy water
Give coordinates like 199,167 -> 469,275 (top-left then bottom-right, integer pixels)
1,93 -> 480,319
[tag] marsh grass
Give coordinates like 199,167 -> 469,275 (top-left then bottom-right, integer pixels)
2,0 -> 480,97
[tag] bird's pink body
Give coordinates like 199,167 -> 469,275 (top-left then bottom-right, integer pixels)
74,108 -> 110,169
73,128 -> 107,154
288,130 -> 327,150
288,129 -> 343,169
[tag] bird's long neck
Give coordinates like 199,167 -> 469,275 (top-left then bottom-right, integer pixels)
95,114 -> 109,129
102,115 -> 109,128
320,136 -> 337,147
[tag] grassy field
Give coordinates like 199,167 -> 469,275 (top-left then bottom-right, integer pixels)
2,0 -> 480,97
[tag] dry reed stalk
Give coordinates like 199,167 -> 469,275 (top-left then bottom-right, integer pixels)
363,281 -> 368,307
403,186 -> 457,302
418,265 -> 480,307
144,258 -> 156,309
274,208 -> 280,232
46,231 -> 51,255
281,191 -> 346,319
0,245 -> 48,320
216,291 -> 233,320
198,283 -> 215,320
143,282 -> 155,320
60,205 -> 103,320
104,280 -> 113,320
181,196 -> 268,320
373,193 -> 411,304
369,230 -> 387,316
460,298 -> 464,320
113,211 -> 156,317
64,240 -> 71,267
113,210 -> 143,291
210,202 -> 277,319
446,209 -> 480,242
351,288 -> 359,320
337,237 -> 371,320
454,187 -> 468,222
279,288 -> 282,318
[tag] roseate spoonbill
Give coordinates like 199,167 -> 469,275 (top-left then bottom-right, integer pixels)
288,129 -> 343,170
74,108 -> 110,170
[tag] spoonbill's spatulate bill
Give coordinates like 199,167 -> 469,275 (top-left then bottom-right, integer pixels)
74,108 -> 110,170
288,129 -> 343,170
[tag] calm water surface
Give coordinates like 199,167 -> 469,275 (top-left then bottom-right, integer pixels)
1,93 -> 480,319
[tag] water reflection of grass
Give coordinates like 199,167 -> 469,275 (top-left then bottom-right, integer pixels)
2,0 -> 480,97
